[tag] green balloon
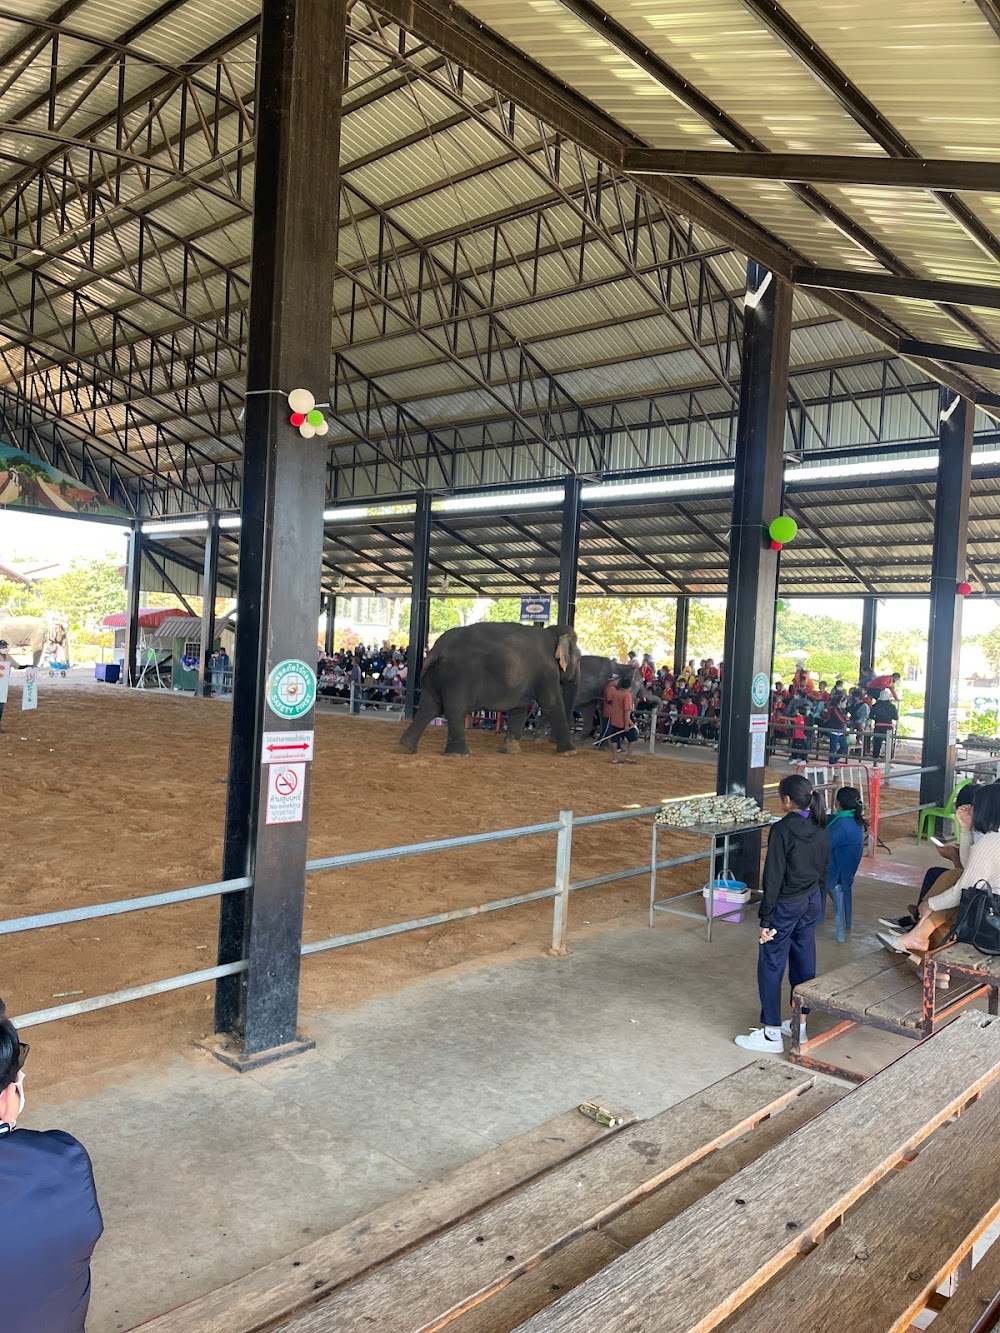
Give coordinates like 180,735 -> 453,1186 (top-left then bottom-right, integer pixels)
769,515 -> 798,544
306,408 -> 324,427
776,599 -> 786,613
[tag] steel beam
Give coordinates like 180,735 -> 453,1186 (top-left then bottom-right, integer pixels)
558,475 -> 582,627
921,393 -> 974,811
717,263 -> 792,890
403,491 -> 432,721
214,0 -> 344,1064
899,340 -> 1000,372
623,150 -> 1000,193
794,267 -> 1000,312
198,511 -> 220,698
860,596 -> 878,678
123,520 -> 142,686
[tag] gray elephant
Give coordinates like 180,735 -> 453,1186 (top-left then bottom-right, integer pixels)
0,616 -> 69,667
399,622 -> 582,756
541,656 -> 659,739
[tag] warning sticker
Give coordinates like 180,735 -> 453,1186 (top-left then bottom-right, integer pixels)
265,659 -> 316,720
262,730 -> 314,764
265,763 -> 306,825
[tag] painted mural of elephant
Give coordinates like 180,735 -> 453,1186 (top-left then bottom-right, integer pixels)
399,622 -> 582,756
0,616 -> 69,667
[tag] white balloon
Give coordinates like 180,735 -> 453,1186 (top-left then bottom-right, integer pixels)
298,422 -> 317,439
315,419 -> 329,437
288,387 -> 316,415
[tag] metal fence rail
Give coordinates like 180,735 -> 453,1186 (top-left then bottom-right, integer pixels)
10,799 -> 713,1032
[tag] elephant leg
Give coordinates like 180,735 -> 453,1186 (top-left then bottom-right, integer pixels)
398,689 -> 440,753
443,706 -> 471,756
538,681 -> 576,754
502,706 -> 528,753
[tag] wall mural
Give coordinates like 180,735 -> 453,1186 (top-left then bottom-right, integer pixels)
0,441 -> 129,518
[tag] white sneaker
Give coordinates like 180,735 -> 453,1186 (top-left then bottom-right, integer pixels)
781,1020 -> 807,1042
734,1028 -> 784,1054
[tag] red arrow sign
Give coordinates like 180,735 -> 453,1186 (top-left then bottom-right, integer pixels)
266,742 -> 310,752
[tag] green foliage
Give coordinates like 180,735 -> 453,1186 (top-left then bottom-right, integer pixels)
981,625 -> 1000,679
0,576 -> 42,618
969,705 -> 999,738
877,628 -> 925,675
774,608 -> 860,684
0,557 -> 125,634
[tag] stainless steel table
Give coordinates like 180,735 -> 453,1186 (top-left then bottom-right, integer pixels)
649,816 -> 776,941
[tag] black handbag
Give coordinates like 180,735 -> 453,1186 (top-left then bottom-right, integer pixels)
945,879 -> 1000,956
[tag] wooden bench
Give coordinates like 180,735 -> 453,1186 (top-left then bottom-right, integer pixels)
133,1012 -> 1000,1332
789,946 -> 992,1083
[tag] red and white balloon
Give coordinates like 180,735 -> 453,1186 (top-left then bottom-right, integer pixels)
287,387 -> 329,439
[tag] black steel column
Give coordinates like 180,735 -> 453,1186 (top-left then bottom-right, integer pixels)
921,391 -> 974,810
673,596 -> 690,674
324,593 -> 336,656
404,491 -> 432,720
717,262 -> 793,889
860,595 -> 878,678
557,475 -> 582,627
123,522 -> 143,687
214,0 -> 345,1061
198,512 -> 220,697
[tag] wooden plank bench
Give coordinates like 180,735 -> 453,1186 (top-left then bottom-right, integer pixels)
138,1013 -> 1000,1333
788,946 -> 991,1082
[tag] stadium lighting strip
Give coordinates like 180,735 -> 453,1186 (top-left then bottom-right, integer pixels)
139,447 -> 996,538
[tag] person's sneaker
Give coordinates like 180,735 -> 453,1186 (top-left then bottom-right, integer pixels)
781,1019 -> 807,1043
877,931 -> 910,954
878,915 -> 916,932
734,1028 -> 784,1054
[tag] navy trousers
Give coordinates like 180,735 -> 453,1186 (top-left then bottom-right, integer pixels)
758,890 -> 823,1028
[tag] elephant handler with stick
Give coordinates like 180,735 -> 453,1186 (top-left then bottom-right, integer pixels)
607,673 -> 640,765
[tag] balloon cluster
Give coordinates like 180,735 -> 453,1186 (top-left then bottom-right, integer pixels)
288,387 -> 329,439
767,515 -> 798,551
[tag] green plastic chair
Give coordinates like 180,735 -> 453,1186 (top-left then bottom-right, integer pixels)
916,779 -> 972,844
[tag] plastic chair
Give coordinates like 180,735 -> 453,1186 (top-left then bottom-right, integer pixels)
916,779 -> 972,844
820,882 -> 852,943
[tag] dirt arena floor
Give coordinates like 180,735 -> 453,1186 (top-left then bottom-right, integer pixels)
2,674 -> 917,1096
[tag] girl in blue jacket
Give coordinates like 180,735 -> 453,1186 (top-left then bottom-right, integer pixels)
825,786 -> 867,941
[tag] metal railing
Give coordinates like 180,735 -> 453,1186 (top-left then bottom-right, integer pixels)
7,802 -> 709,1032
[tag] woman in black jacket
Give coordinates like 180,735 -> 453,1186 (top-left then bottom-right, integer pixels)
735,774 -> 830,1054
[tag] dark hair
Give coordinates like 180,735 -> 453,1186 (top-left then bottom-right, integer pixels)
0,1002 -> 21,1093
617,673 -> 632,690
956,781 -> 977,810
779,773 -> 826,826
972,783 -> 1000,836
836,786 -> 868,830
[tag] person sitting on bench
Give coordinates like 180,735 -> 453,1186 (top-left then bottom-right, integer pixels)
878,783 -> 1000,956
879,783 -> 978,934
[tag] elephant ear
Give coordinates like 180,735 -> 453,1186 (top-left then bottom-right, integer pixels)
555,632 -> 577,676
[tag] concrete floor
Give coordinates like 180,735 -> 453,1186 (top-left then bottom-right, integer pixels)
37,847 -> 938,1332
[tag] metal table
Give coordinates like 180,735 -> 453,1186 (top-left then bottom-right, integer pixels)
649,816 -> 776,941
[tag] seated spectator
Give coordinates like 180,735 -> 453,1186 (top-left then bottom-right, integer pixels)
0,1003 -> 103,1331
879,784 -> 976,932
879,784 -> 1000,956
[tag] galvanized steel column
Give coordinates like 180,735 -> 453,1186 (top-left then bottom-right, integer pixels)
198,512 -> 220,698
716,261 -> 792,889
214,0 -> 345,1063
324,593 -> 336,657
921,391 -> 974,810
673,595 -> 689,675
558,475 -> 583,627
123,521 -> 143,688
860,595 -> 878,679
404,492 -> 432,720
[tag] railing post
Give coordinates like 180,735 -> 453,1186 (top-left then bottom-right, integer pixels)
549,809 -> 573,956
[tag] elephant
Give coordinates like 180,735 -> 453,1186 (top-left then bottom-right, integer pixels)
0,616 -> 69,667
539,656 -> 660,740
399,622 -> 582,756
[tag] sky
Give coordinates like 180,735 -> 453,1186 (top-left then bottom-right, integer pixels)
3,509 -> 1000,637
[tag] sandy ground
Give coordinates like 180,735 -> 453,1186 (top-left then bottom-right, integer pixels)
2,672 -> 917,1097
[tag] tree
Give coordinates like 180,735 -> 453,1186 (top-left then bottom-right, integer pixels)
36,557 -> 126,632
982,625 -> 1000,680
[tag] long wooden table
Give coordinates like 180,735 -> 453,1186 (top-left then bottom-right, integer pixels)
135,1010 -> 1000,1333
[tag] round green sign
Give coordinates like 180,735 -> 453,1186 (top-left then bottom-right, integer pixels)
751,671 -> 770,709
266,658 -> 316,720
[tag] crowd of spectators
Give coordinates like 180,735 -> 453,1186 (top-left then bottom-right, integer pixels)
317,642 -> 409,708
768,665 -> 901,763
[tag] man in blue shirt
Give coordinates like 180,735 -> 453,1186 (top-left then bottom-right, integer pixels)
0,1004 -> 103,1331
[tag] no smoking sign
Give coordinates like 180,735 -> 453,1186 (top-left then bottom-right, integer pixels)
266,763 -> 306,825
